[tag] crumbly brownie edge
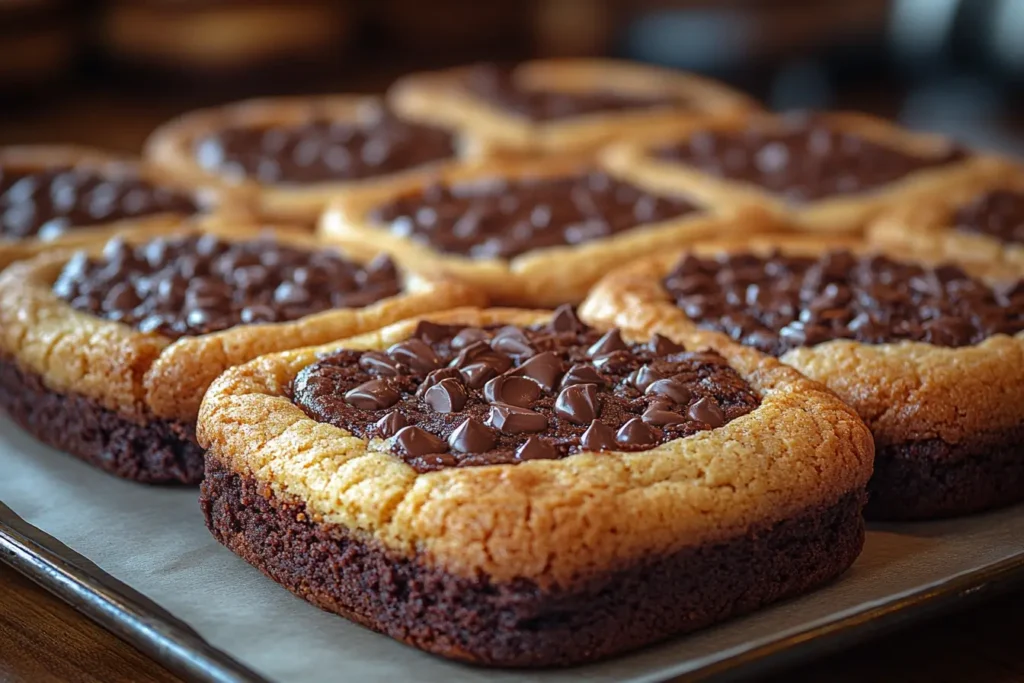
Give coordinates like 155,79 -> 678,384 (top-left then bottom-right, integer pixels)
0,355 -> 204,485
868,423 -> 1024,521
200,457 -> 866,667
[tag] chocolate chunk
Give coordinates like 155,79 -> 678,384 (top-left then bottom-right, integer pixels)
345,380 -> 400,410
516,437 -> 558,461
616,418 -> 662,447
587,329 -> 627,358
580,420 -> 618,452
645,379 -> 692,405
451,327 -> 491,349
360,351 -> 402,377
630,365 -> 664,393
423,378 -> 467,413
374,411 -> 409,438
509,352 -> 563,391
487,403 -> 548,434
554,384 -> 601,424
483,376 -> 541,408
688,397 -> 725,428
449,341 -> 513,374
549,304 -> 584,333
560,363 -> 605,389
460,362 -> 500,390
387,339 -> 442,372
650,333 -> 685,355
641,405 -> 687,427
490,326 -> 535,356
413,320 -> 450,344
415,368 -> 463,397
448,418 -> 497,453
393,426 -> 449,457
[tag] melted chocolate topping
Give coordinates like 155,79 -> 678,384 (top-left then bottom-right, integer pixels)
368,171 -> 699,259
53,234 -> 401,340
193,112 -> 456,185
953,189 -> 1024,246
655,118 -> 967,203
464,64 -> 689,122
0,166 -> 199,240
290,306 -> 761,472
663,250 -> 1024,356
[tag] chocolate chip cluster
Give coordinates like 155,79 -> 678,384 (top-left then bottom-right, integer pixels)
368,172 -> 698,260
194,112 -> 456,185
1,166 -> 199,239
655,118 -> 966,203
954,189 -> 1024,246
53,234 -> 402,340
664,250 -> 1024,356
291,306 -> 761,473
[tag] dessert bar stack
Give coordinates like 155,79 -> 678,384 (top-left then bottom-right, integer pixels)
0,59 -> 1022,666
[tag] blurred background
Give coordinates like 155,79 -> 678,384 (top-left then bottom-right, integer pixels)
2,0 -> 1023,155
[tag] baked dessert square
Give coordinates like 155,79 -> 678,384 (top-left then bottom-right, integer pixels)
387,59 -> 759,154
581,236 -> 1024,520
603,111 -> 1001,233
145,95 -> 477,225
0,145 -> 222,270
198,306 -> 872,666
318,155 -> 776,307
0,225 -> 482,484
868,165 -> 1024,271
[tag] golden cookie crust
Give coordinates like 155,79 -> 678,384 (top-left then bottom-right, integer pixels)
0,224 -> 484,425
387,58 -> 760,154
603,111 -> 1007,234
318,154 -> 780,307
867,165 -> 1024,271
0,145 -> 230,270
579,235 -> 1024,448
197,307 -> 873,587
144,95 -> 481,225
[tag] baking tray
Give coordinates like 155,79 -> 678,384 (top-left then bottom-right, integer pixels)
2,414 -> 1024,683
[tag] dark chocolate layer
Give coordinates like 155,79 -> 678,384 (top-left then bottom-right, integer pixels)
201,458 -> 865,667
953,189 -> 1024,246
867,423 -> 1024,520
0,356 -> 203,485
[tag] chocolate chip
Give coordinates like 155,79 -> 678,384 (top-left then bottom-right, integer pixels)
509,351 -> 563,391
688,397 -> 725,428
460,362 -> 499,390
483,376 -> 541,408
449,341 -> 512,374
560,363 -> 604,389
448,418 -> 497,453
587,329 -> 627,358
451,327 -> 491,349
645,378 -> 692,405
650,333 -> 685,355
550,304 -> 584,333
387,339 -> 442,372
490,326 -> 535,356
615,417 -> 662,447
516,437 -> 558,461
415,368 -> 463,397
345,380 -> 400,410
374,411 -> 409,437
414,320 -> 450,344
487,403 -> 548,434
641,405 -> 687,427
359,351 -> 402,376
579,420 -> 617,452
422,378 -> 467,413
630,365 -> 664,392
554,383 -> 600,424
393,426 -> 449,457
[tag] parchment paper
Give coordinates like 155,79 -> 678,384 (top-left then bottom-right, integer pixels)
2,414 -> 1023,683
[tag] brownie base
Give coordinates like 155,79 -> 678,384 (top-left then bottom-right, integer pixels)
201,458 -> 866,667
868,423 -> 1024,521
0,357 -> 204,485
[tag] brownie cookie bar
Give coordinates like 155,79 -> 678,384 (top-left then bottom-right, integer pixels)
0,227 -> 480,483
388,59 -> 759,154
145,96 -> 474,225
869,168 -> 1024,272
198,307 -> 872,666
581,236 -> 1024,520
0,146 -> 220,269
319,155 -> 776,306
604,111 -> 1004,233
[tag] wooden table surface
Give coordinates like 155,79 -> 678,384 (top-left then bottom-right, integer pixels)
2,91 -> 1024,683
